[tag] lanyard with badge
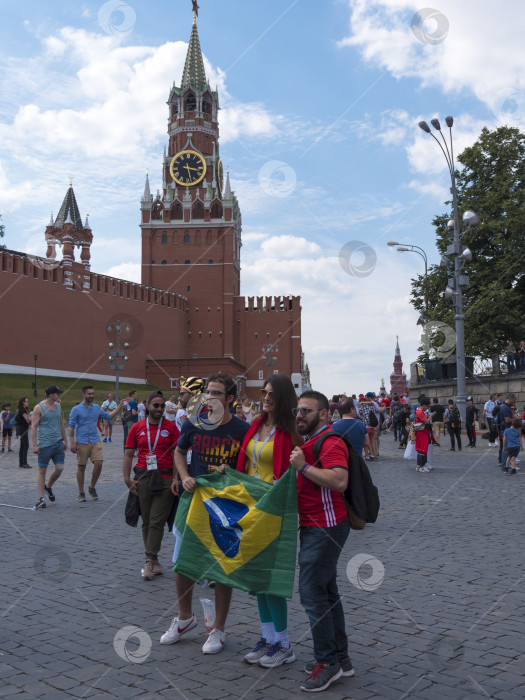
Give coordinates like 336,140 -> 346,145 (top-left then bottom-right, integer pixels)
251,424 -> 277,478
146,417 -> 164,470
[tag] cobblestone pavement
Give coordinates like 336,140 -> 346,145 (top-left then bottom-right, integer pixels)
1,428 -> 524,699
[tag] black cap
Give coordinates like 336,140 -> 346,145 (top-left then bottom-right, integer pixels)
45,385 -> 63,396
467,396 -> 473,401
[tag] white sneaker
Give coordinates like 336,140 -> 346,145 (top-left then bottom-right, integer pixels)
202,628 -> 226,654
425,464 -> 433,471
160,613 -> 197,644
419,466 -> 431,473
258,642 -> 296,668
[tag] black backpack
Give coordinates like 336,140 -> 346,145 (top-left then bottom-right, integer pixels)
393,407 -> 406,424
312,431 -> 380,530
369,410 -> 378,428
448,407 -> 460,427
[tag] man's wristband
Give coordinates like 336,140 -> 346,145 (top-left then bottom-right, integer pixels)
299,463 -> 311,475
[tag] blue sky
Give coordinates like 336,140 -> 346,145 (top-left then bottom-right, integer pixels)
1,0 -> 524,394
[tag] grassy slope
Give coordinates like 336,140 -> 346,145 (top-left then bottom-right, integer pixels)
0,374 -> 163,416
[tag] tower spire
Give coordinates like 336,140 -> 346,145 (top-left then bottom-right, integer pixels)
181,12 -> 207,91
54,184 -> 83,229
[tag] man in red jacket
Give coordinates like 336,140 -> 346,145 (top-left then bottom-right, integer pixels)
290,390 -> 353,693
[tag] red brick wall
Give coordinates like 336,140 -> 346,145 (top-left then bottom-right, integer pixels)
0,251 -> 187,381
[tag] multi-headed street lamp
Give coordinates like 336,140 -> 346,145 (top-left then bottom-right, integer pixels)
418,116 -> 479,423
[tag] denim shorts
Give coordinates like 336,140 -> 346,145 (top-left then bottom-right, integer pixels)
506,446 -> 520,458
38,440 -> 65,468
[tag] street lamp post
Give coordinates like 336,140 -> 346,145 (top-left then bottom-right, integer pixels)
387,241 -> 429,322
418,117 -> 479,425
33,354 -> 38,397
107,321 -> 130,403
261,343 -> 279,371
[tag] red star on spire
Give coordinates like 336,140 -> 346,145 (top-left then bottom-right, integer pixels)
192,1 -> 199,17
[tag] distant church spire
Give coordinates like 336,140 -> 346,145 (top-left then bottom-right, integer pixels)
390,337 -> 408,396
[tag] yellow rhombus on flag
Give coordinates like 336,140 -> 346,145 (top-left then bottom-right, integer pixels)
173,467 -> 298,598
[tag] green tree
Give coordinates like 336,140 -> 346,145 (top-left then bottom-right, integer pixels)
0,214 -> 4,249
412,126 -> 525,359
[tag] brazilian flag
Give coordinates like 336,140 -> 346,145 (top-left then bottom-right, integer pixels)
174,466 -> 298,597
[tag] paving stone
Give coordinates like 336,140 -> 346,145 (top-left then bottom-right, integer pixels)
2,430 -> 525,699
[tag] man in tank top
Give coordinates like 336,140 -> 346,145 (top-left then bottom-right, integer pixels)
31,385 -> 68,510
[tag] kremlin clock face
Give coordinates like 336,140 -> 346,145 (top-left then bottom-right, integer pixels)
216,158 -> 224,194
170,150 -> 207,187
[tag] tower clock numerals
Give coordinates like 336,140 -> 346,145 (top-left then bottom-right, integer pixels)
169,150 -> 207,187
216,158 -> 224,195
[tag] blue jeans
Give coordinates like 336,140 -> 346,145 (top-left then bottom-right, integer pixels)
298,518 -> 350,666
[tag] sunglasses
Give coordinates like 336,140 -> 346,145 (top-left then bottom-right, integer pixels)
151,403 -> 165,409
292,407 -> 317,417
260,389 -> 274,399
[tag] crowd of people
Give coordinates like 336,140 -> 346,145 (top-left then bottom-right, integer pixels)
2,376 -> 524,692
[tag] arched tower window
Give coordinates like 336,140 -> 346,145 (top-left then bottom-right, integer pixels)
161,233 -> 167,244
184,233 -> 190,244
185,92 -> 196,112
211,202 -> 223,219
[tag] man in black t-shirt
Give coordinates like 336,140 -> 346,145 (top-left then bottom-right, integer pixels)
161,373 -> 249,656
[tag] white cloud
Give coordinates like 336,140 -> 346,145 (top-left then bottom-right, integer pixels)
0,27 -> 277,217
104,262 -> 141,282
340,1 -> 525,127
242,233 -> 424,395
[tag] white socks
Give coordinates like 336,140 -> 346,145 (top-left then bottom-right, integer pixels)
261,622 -> 276,644
275,629 -> 290,649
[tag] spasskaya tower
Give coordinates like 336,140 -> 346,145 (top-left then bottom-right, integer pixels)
140,6 -> 304,395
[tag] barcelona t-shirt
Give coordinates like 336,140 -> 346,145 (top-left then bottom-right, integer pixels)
178,416 -> 250,478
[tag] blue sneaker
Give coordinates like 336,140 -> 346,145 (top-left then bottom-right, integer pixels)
103,438 -> 107,443
108,437 -> 112,442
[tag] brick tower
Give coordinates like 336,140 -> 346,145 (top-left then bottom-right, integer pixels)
44,183 -> 93,292
140,9 -> 303,394
141,13 -> 241,364
390,337 -> 408,397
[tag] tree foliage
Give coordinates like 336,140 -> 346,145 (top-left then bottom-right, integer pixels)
412,126 -> 525,359
0,215 -> 4,250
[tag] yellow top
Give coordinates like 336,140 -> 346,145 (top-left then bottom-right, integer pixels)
245,439 -> 274,483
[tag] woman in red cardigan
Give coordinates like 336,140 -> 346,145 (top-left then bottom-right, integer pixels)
237,373 -> 302,669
